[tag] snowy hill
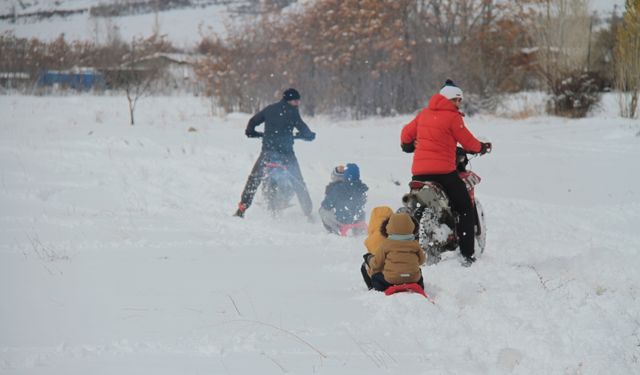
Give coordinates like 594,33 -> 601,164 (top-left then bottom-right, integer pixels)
0,0 -> 254,46
0,0 -> 627,46
1,94 -> 639,374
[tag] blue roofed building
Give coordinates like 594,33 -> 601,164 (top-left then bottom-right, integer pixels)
37,68 -> 106,91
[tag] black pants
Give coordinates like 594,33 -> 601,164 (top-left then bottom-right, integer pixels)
361,262 -> 425,291
239,150 -> 312,216
413,171 -> 475,257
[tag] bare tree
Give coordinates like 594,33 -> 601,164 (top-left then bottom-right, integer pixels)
530,0 -> 601,117
615,0 -> 640,118
195,0 -> 534,117
111,36 -> 166,125
533,0 -> 592,79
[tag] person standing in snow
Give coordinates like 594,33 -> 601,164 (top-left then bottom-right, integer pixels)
234,88 -> 316,219
318,163 -> 368,235
400,79 -> 491,266
362,212 -> 426,291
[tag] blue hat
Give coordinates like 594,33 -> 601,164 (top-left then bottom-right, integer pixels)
344,163 -> 360,181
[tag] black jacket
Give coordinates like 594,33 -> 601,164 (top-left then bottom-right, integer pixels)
245,100 -> 315,154
321,179 -> 368,224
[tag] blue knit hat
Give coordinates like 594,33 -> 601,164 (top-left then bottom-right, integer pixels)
344,163 -> 360,181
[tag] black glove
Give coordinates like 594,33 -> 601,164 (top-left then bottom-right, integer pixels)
294,131 -> 316,141
401,142 -> 415,153
305,131 -> 316,141
245,129 -> 263,138
363,253 -> 374,264
479,142 -> 492,155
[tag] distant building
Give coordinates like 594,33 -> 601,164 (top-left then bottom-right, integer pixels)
102,52 -> 203,93
131,52 -> 199,77
36,68 -> 106,90
131,52 -> 202,92
0,72 -> 30,89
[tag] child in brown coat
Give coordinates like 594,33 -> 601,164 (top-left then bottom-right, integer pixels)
360,206 -> 393,288
361,212 -> 426,291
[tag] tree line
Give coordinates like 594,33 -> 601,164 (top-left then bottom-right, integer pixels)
1,0 -> 638,119
195,0 -> 639,118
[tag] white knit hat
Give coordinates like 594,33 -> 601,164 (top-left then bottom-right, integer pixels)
439,79 -> 463,100
330,165 -> 345,182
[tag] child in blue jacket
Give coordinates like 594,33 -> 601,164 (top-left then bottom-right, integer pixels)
319,163 -> 368,236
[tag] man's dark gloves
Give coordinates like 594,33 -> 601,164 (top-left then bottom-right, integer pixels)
294,131 -> 316,141
245,129 -> 263,138
363,253 -> 374,264
401,142 -> 415,153
479,142 -> 492,155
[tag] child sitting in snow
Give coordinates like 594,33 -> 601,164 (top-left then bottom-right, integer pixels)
360,206 -> 393,289
318,163 -> 368,236
361,212 -> 426,291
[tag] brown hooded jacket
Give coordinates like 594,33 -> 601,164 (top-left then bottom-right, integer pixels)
370,213 -> 426,284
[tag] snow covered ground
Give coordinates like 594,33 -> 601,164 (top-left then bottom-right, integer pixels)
1,93 -> 639,374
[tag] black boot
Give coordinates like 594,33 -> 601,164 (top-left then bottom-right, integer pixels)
360,262 -> 373,290
462,255 -> 476,267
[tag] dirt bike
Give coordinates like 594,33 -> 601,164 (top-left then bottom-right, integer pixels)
261,155 -> 296,214
401,147 -> 488,265
259,133 -> 309,216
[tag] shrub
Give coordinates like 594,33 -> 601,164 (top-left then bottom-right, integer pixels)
547,71 -> 602,118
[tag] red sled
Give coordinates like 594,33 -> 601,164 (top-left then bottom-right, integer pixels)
384,283 -> 435,304
338,221 -> 367,236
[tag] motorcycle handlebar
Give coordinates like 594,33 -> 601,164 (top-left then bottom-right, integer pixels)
462,143 -> 492,156
247,132 -> 313,140
293,132 -> 316,141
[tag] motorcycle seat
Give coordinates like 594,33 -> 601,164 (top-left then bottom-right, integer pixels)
409,180 -> 427,190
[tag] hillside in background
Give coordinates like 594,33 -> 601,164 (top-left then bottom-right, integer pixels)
0,0 -> 625,46
1,0 -> 636,120
0,0 -> 262,45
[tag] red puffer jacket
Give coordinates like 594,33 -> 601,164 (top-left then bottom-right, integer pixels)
401,94 -> 482,175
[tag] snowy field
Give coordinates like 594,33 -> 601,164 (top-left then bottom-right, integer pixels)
1,94 -> 639,374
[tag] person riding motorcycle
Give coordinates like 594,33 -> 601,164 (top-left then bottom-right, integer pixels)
234,88 -> 316,219
400,80 -> 491,266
